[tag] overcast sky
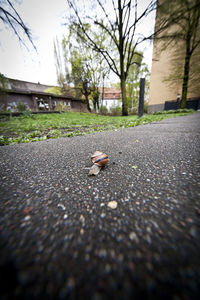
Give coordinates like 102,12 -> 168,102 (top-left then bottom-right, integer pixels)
0,0 -> 156,86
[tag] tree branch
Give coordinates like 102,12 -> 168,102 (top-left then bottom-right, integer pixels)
0,1 -> 36,51
67,0 -> 120,76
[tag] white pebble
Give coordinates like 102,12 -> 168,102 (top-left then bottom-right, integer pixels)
24,215 -> 31,221
129,232 -> 139,243
107,201 -> 118,209
57,203 -> 66,211
80,214 -> 85,224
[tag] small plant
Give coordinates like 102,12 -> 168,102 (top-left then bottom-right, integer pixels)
22,110 -> 33,118
55,103 -> 65,112
109,105 -> 122,116
128,106 -> 138,115
16,102 -> 27,112
99,105 -> 108,115
153,108 -> 195,115
48,129 -> 62,138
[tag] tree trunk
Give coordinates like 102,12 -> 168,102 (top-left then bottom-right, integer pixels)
85,94 -> 91,112
118,0 -> 128,116
93,100 -> 97,112
82,81 -> 91,112
82,90 -> 91,112
94,95 -> 99,112
181,40 -> 191,109
121,76 -> 128,116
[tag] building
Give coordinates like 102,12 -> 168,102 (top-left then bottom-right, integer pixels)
99,87 -> 121,111
0,78 -> 87,113
148,2 -> 200,112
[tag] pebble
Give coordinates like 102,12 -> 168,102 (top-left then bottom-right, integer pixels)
189,226 -> 198,238
66,277 -> 75,289
24,215 -> 31,221
80,214 -> 85,224
107,201 -> 118,209
116,235 -> 123,242
98,249 -> 107,258
186,218 -> 193,223
145,234 -> 152,244
57,203 -> 66,210
80,228 -> 84,235
129,232 -> 139,243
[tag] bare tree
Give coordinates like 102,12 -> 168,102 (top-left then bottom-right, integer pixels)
67,0 -> 156,116
0,0 -> 35,50
155,0 -> 200,108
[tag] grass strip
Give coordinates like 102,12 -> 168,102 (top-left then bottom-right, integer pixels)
0,109 -> 195,146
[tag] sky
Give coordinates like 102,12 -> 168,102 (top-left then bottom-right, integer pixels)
0,0 -> 156,86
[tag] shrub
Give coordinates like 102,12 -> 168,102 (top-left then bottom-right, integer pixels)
99,105 -> 108,115
153,108 -> 195,115
128,106 -> 138,115
109,105 -> 122,116
16,102 -> 27,112
55,103 -> 65,112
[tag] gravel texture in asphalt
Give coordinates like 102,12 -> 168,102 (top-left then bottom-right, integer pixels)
0,112 -> 200,299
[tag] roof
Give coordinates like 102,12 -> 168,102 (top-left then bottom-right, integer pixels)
1,77 -> 81,101
0,88 -> 83,102
8,77 -> 53,93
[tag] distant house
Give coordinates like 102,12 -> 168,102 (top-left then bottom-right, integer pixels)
0,78 -> 87,112
99,87 -> 121,111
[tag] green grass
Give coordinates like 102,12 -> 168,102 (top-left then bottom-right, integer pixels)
0,109 -> 195,145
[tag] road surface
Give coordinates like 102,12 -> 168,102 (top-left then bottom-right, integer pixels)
0,112 -> 200,299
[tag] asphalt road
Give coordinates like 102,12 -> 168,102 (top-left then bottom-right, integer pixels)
0,112 -> 200,300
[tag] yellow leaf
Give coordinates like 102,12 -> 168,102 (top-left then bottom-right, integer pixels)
131,165 -> 138,169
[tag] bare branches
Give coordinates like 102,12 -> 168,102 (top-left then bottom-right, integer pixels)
67,0 -> 156,77
96,0 -> 118,43
66,0 -> 156,115
67,0 -> 120,77
0,0 -> 36,51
